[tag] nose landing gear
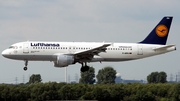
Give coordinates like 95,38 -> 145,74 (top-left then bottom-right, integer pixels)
23,60 -> 28,71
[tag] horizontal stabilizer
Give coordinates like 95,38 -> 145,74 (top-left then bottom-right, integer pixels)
153,45 -> 175,51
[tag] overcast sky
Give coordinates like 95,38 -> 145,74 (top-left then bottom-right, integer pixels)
0,0 -> 180,84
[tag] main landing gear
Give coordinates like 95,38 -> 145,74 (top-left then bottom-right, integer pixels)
80,62 -> 89,72
23,60 -> 28,71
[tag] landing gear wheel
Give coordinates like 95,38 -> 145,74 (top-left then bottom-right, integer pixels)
80,66 -> 89,72
84,66 -> 89,71
81,67 -> 85,72
23,67 -> 27,71
80,62 -> 90,72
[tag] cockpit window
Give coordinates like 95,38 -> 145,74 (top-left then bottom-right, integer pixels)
9,46 -> 18,49
9,46 -> 15,49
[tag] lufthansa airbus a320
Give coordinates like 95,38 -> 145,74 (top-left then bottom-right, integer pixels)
2,16 -> 176,72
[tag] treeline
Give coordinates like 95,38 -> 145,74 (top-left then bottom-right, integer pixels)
0,82 -> 180,101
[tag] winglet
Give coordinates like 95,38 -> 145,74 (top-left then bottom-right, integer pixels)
140,16 -> 173,45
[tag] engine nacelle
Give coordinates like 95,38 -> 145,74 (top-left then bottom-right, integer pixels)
54,54 -> 74,67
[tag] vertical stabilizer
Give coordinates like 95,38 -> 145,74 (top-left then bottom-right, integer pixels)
140,16 -> 173,45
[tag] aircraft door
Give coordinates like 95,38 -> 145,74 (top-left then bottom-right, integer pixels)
23,43 -> 29,53
137,45 -> 143,55
14,46 -> 18,54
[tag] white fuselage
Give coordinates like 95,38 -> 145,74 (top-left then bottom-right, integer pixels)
2,41 -> 176,64
2,16 -> 176,71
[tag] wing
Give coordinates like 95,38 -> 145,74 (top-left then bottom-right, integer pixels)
73,43 -> 111,61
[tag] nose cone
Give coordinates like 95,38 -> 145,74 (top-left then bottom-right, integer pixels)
2,49 -> 8,58
2,49 -> 17,60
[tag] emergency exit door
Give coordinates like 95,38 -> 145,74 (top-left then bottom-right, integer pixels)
137,45 -> 143,55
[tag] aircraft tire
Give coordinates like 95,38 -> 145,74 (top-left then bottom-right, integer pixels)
23,67 -> 27,71
80,65 -> 90,72
85,66 -> 89,71
80,67 -> 85,72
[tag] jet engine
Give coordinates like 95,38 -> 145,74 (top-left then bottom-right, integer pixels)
54,54 -> 74,67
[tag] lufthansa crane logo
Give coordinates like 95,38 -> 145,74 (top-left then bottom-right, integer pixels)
156,25 -> 168,37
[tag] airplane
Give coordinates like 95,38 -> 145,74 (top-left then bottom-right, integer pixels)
2,16 -> 176,72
